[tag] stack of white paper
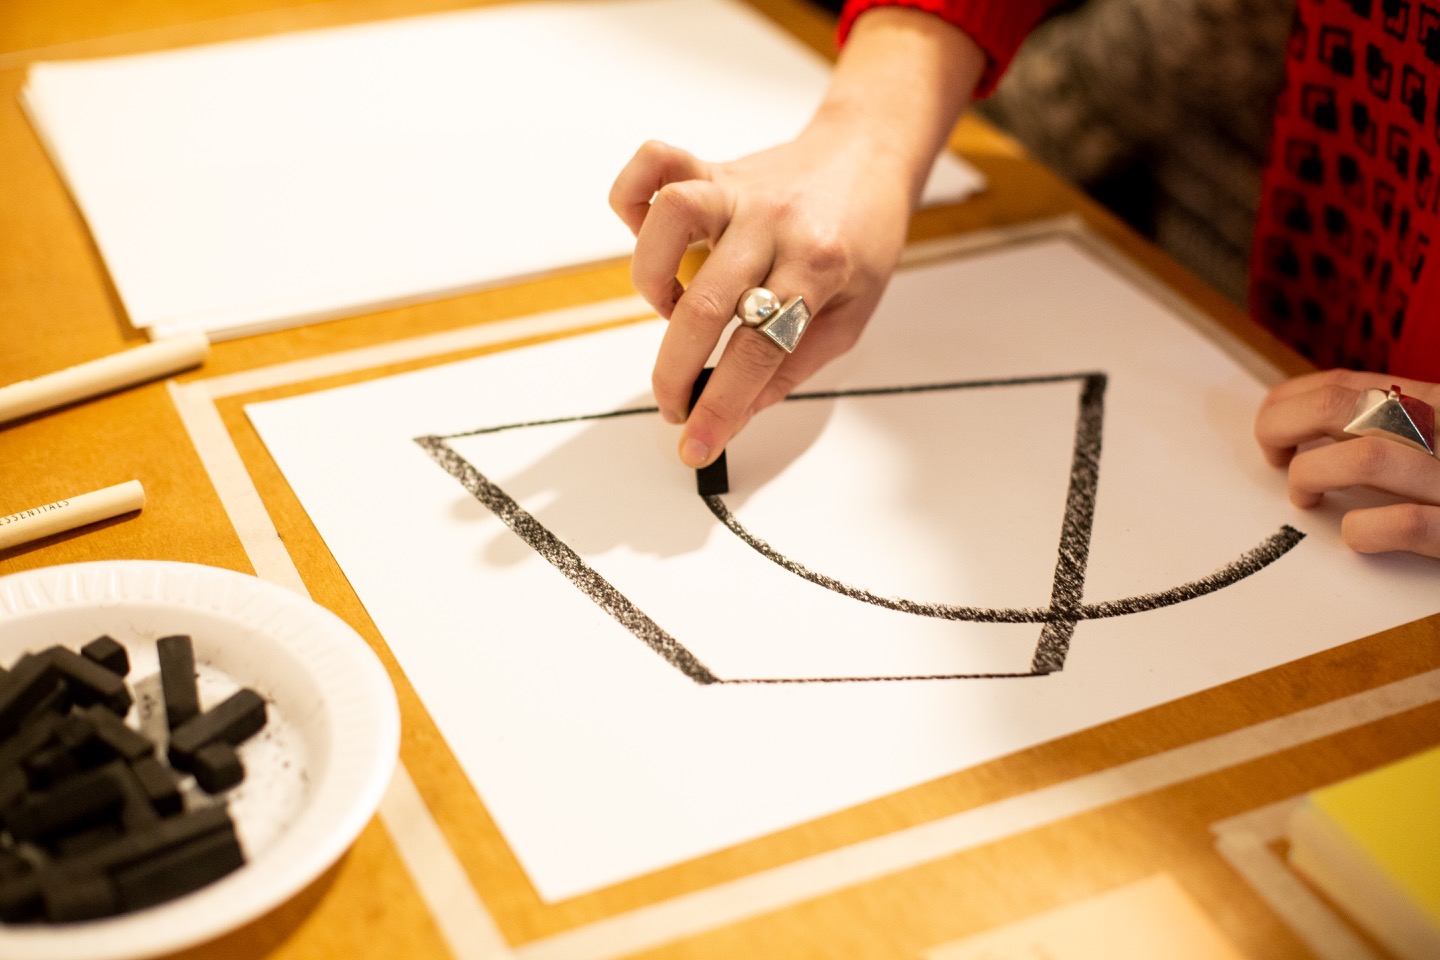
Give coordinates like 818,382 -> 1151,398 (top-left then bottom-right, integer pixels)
23,0 -> 984,341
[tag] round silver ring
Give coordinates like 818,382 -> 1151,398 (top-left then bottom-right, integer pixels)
1343,384 -> 1436,457
736,287 -> 782,328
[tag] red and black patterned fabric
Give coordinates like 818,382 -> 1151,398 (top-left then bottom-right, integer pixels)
1253,0 -> 1440,378
840,0 -> 1440,379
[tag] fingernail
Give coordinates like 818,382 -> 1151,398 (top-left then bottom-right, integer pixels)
660,406 -> 684,425
680,437 -> 710,468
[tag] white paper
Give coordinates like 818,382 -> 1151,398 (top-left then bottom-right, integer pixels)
22,0 -> 983,341
246,235 -> 1440,901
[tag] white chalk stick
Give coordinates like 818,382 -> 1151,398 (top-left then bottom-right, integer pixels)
0,332 -> 208,425
0,480 -> 145,550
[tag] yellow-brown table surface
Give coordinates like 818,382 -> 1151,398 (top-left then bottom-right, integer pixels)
2,1 -> 1436,957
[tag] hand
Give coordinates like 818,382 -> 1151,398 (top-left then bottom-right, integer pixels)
609,9 -> 985,468
610,128 -> 913,467
1254,369 -> 1440,558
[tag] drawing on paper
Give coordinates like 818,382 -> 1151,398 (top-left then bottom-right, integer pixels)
415,372 -> 1304,684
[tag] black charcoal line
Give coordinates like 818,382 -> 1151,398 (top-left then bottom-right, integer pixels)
704,497 -> 1302,626
428,406 -> 660,441
415,436 -> 721,685
720,671 -> 1055,684
1079,525 -> 1306,618
419,371 -> 1307,687
1030,373 -> 1107,674
425,373 -> 1103,441
703,495 -> 1045,623
782,372 -> 1104,402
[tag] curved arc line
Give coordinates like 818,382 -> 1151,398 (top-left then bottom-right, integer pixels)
703,496 -> 1305,624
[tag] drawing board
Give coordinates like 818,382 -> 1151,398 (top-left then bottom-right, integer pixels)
21,0 -> 982,341
246,232 -> 1440,901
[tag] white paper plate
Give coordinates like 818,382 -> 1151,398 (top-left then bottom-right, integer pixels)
0,560 -> 400,959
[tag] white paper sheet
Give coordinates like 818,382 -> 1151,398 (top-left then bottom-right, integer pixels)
246,234 -> 1440,901
22,0 -> 983,341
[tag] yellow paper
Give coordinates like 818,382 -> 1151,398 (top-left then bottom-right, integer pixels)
1306,745 -> 1440,923
1289,745 -> 1440,960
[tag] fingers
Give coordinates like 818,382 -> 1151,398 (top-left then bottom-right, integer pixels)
1287,437 -> 1440,508
650,218 -> 775,426
1341,503 -> 1440,558
1259,368 -> 1440,409
671,254 -> 850,468
609,140 -> 711,236
751,292 -> 874,413
1254,378 -> 1367,467
631,178 -> 732,320
611,136 -> 901,466
676,326 -> 790,468
610,140 -> 854,447
1256,369 -> 1440,558
1253,368 -> 1440,467
611,142 -> 721,320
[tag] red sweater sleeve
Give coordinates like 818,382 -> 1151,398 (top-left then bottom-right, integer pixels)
837,0 -> 1061,98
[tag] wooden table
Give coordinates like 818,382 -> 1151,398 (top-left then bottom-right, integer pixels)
2,1 -> 1437,958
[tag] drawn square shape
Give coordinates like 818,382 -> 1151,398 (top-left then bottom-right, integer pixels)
425,375 -> 1098,683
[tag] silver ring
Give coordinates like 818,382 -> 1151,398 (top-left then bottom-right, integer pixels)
736,287 -> 781,327
734,287 -> 811,354
1343,384 -> 1436,456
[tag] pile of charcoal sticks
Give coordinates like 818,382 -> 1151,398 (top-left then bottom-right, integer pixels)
0,635 -> 267,923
